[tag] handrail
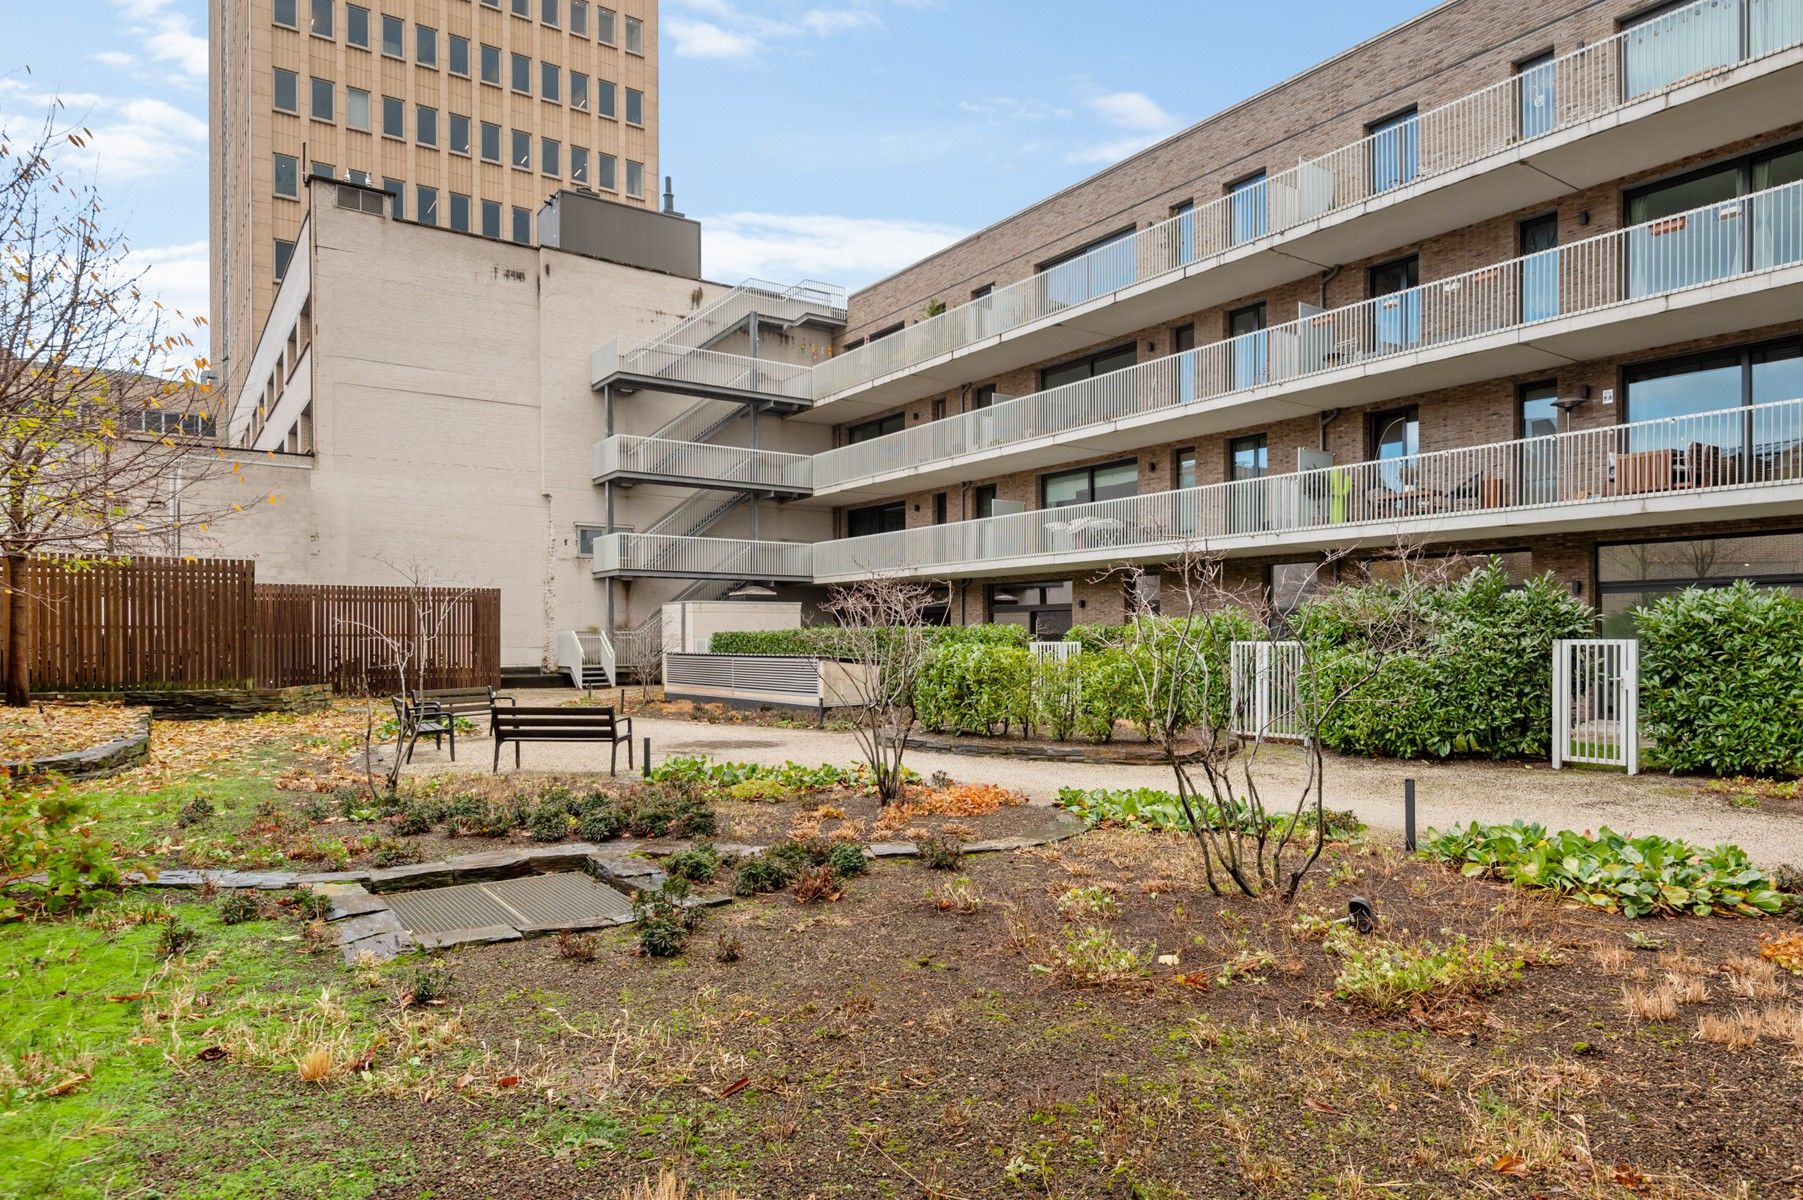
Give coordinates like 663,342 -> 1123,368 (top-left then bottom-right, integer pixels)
593,435 -> 814,491
592,532 -> 814,579
812,397 -> 1803,579
812,177 -> 1803,488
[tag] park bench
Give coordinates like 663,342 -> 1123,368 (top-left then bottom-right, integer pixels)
403,687 -> 514,763
391,695 -> 457,764
490,705 -> 634,774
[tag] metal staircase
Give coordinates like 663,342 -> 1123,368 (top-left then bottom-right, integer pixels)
637,278 -> 846,362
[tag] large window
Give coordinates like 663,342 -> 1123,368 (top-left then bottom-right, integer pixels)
1620,0 -> 1756,100
1368,255 -> 1420,350
309,77 -> 333,121
1039,227 -> 1136,308
345,87 -> 370,132
416,185 -> 438,227
416,24 -> 437,66
1228,172 -> 1268,245
511,52 -> 531,93
274,238 -> 296,281
1518,382 -> 1561,505
310,0 -> 333,38
989,582 -> 1072,639
346,4 -> 368,47
480,43 -> 501,85
847,412 -> 903,444
274,0 -> 297,29
1040,342 -> 1135,392
542,62 -> 561,102
625,14 -> 644,53
846,503 -> 905,538
482,200 -> 502,239
1599,530 -> 1803,635
1042,459 -> 1137,508
626,160 -> 644,197
1228,433 -> 1268,533
625,88 -> 644,126
1519,213 -> 1559,322
1625,138 -> 1803,298
273,153 -> 299,199
1623,337 -> 1803,472
480,121 -> 501,162
449,34 -> 469,76
1517,50 -> 1555,139
380,13 -> 403,56
1228,302 -> 1267,389
1367,108 -> 1419,193
1368,406 -> 1419,494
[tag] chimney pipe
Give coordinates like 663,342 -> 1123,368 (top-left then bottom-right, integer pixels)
662,176 -> 682,217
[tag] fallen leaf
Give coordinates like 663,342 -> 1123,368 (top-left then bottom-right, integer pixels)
496,1075 -> 521,1089
1492,1154 -> 1530,1176
1303,1096 -> 1342,1115
1611,1164 -> 1649,1191
107,992 -> 147,1003
195,1046 -> 226,1062
717,1077 -> 751,1099
40,1073 -> 91,1098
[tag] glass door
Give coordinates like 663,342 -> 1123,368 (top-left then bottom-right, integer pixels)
1367,110 -> 1419,194
1519,214 -> 1560,322
1228,434 -> 1268,534
1752,144 -> 1803,270
1626,162 -> 1743,297
1369,257 -> 1421,352
1228,303 -> 1267,389
1517,383 -> 1561,505
1517,51 -> 1556,140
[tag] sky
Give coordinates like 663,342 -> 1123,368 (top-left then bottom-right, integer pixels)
1,0 -> 1430,361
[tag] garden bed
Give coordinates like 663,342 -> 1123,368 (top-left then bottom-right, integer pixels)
0,703 -> 150,779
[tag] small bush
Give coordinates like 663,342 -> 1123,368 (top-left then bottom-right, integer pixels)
665,844 -> 722,883
156,921 -> 199,959
577,794 -> 627,842
1329,931 -> 1524,1013
527,797 -> 577,843
444,796 -> 521,838
792,865 -> 844,905
624,785 -> 717,839
290,888 -> 332,920
713,932 -> 743,963
405,964 -> 454,1006
635,878 -> 698,958
176,796 -> 215,828
1049,925 -> 1148,986
1055,885 -> 1117,921
930,875 -> 982,913
825,841 -> 868,878
554,931 -> 597,962
0,783 -> 122,918
217,890 -> 267,925
733,852 -> 798,896
390,805 -> 434,836
916,832 -> 963,871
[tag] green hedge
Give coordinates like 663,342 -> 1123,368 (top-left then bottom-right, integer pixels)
709,623 -> 1027,657
1637,581 -> 1803,777
1292,561 -> 1592,760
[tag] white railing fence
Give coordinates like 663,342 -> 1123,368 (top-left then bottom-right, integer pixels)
1231,640 -> 1306,742
594,435 -> 814,491
1552,638 -> 1639,773
593,532 -> 814,579
1030,640 -> 1081,662
814,177 -> 1803,489
663,652 -> 824,707
556,628 -> 614,688
813,396 -> 1803,578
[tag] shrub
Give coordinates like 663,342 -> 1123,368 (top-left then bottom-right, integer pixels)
709,623 -> 1029,658
405,964 -> 454,1006
156,921 -> 199,959
1636,581 -> 1803,777
733,852 -> 798,896
217,890 -> 267,925
665,844 -> 721,884
825,841 -> 868,878
444,795 -> 521,838
1329,931 -> 1524,1013
916,832 -> 963,871
577,794 -> 626,842
1,783 -> 122,918
527,797 -> 577,843
635,878 -> 698,957
930,875 -> 982,913
792,865 -> 844,904
914,643 -> 1032,736
389,805 -> 434,836
1421,820 -> 1788,918
555,930 -> 597,962
623,785 -> 717,839
176,796 -> 215,828
1056,786 -> 1362,840
725,779 -> 789,803
290,888 -> 332,920
1293,562 -> 1592,760
1049,925 -> 1148,986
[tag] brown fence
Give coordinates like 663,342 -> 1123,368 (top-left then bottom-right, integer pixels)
5,556 -> 500,695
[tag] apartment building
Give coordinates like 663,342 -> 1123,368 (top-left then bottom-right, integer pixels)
209,0 -> 658,400
210,0 -> 1803,682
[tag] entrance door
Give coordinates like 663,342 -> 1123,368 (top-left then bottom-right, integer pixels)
1519,214 -> 1559,323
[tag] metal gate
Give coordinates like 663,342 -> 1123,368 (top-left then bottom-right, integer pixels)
1230,640 -> 1305,742
1552,638 -> 1639,774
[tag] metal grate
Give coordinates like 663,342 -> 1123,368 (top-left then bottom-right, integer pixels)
385,873 -> 634,936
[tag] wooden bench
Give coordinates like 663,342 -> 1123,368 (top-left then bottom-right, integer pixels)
490,705 -> 634,774
392,695 -> 457,764
404,687 -> 514,763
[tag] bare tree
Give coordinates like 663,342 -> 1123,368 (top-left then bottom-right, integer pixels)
1107,543 -> 1452,901
0,96 -> 255,704
617,620 -> 663,704
822,575 -> 944,804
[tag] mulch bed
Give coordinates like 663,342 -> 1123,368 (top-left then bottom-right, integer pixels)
0,702 -> 147,764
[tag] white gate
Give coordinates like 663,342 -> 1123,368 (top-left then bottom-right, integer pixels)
1551,639 -> 1639,774
1230,640 -> 1304,742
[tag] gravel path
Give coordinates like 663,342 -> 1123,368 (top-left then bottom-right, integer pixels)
403,694 -> 1803,868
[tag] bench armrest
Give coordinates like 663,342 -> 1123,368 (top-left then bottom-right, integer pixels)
489,689 -> 518,707
616,715 -> 633,739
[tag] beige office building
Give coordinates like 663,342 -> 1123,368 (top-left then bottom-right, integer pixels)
209,0 -> 658,398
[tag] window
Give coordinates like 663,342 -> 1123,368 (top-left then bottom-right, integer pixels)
1170,199 -> 1195,263
345,4 -> 368,47
482,200 -> 502,239
847,413 -> 904,444
625,14 -> 643,53
596,78 -> 617,118
273,153 -> 299,198
625,87 -> 643,125
309,77 -> 333,121
274,0 -> 297,29
512,129 -> 531,169
416,24 -> 437,66
1624,138 -> 1803,298
511,0 -> 528,15
989,582 -> 1073,639
382,95 -> 404,138
417,185 -> 439,227
1517,50 -> 1555,139
542,137 -> 561,176
309,160 -> 334,178
1622,0 -> 1749,100
931,397 -> 946,421
449,34 -> 470,76
597,153 -> 617,190
1229,433 -> 1268,481
626,160 -> 644,197
1623,336 -> 1803,462
345,168 -> 369,186
576,525 -> 606,556
1042,460 -> 1137,508
571,0 -> 588,36
273,68 -> 299,113
972,484 -> 998,518
1367,108 -> 1419,193
1269,562 -> 1323,622
449,192 -> 471,232
1518,381 -> 1561,505
1038,226 -> 1135,305
1172,447 -> 1197,490
1368,255 -> 1420,349
1228,172 -> 1267,244
971,384 -> 997,410
972,283 -> 993,300
571,72 -> 589,110
345,87 -> 370,131
1040,343 -> 1135,392
1227,302 -> 1267,389
596,6 -> 616,43
480,43 -> 501,85
380,13 -> 403,56
542,0 -> 559,25
274,238 -> 296,281
511,52 -> 531,93
382,177 -> 404,218
481,121 -> 502,162
1520,213 -> 1559,321
1368,406 -> 1419,494
511,206 -> 531,244
541,62 -> 560,102
416,105 -> 438,147
1599,531 -> 1803,636
933,493 -> 948,524
846,503 -> 906,537
449,113 -> 470,156
571,145 -> 590,184
310,0 -> 332,38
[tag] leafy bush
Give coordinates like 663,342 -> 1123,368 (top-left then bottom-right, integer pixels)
1422,820 -> 1788,918
647,757 -> 912,798
389,804 -> 434,836
217,890 -> 267,925
1,783 -> 122,918
825,841 -> 868,878
665,844 -> 721,884
634,878 -> 699,957
1636,581 -> 1803,777
156,921 -> 199,959
710,623 -> 1028,658
1328,931 -> 1524,1013
443,794 -> 522,838
1055,885 -> 1117,921
916,832 -> 963,871
527,796 -> 577,843
406,964 -> 454,1005
733,851 -> 798,896
1048,925 -> 1149,986
176,796 -> 215,828
622,785 -> 717,839
914,643 -> 1032,735
1056,786 -> 1362,840
576,794 -> 626,841
1293,562 -> 1592,760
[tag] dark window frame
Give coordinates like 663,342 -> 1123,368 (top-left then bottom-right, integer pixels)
1040,458 -> 1138,509
1038,341 -> 1136,393
846,412 -> 905,445
845,502 -> 906,538
1035,225 -> 1136,274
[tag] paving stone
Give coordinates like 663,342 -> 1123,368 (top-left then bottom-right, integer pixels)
867,841 -> 917,858
413,925 -> 522,950
318,886 -> 390,921
291,870 -> 374,886
515,913 -> 635,937
334,910 -> 409,944
365,863 -> 457,891
210,871 -> 300,891
340,930 -> 414,964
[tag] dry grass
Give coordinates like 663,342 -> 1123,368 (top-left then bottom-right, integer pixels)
1722,955 -> 1785,1001
1620,984 -> 1679,1023
616,1170 -> 740,1200
1695,1009 -> 1764,1051
1589,942 -> 1633,974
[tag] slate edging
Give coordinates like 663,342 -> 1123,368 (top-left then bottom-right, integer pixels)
1,715 -> 151,781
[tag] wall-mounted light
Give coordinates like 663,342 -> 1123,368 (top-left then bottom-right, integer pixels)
727,582 -> 778,599
1077,598 -> 1087,610
1569,579 -> 1583,596
1578,211 -> 1591,226
1579,384 -> 1591,399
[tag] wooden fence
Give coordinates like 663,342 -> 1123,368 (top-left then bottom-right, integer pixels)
4,557 -> 500,695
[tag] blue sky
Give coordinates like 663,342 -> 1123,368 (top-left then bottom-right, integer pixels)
2,0 -> 1429,357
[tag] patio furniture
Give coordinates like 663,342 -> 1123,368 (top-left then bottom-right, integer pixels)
414,686 -> 514,733
490,704 -> 634,774
391,694 -> 455,764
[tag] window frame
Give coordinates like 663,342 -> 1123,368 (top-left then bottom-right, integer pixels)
1040,458 -> 1138,509
380,12 -> 404,58
273,152 -> 300,199
273,67 -> 299,114
309,76 -> 334,122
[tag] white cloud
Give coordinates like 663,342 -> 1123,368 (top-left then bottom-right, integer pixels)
666,0 -> 884,59
92,51 -> 137,69
666,17 -> 763,59
700,212 -> 968,290
798,9 -> 880,35
1067,90 -> 1182,164
0,80 -> 207,184
131,239 -> 211,325
109,0 -> 208,84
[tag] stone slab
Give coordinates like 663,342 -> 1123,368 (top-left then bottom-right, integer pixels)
413,925 -> 522,950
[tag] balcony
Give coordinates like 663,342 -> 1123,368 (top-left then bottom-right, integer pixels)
811,398 -> 1803,582
798,0 -> 1803,417
590,532 -> 813,581
810,179 -> 1803,501
593,435 -> 814,496
590,343 -> 817,408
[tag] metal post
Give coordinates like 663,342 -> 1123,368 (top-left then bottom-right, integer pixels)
603,383 -> 614,437
642,736 -> 652,779
1403,778 -> 1416,852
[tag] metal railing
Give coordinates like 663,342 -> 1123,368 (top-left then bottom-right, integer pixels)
813,178 -> 1803,489
650,397 -> 744,445
592,532 -> 815,579
593,343 -> 818,401
593,436 -> 814,491
645,490 -> 745,539
813,397 -> 1803,579
556,628 -> 613,687
594,279 -> 845,392
801,0 -> 1803,401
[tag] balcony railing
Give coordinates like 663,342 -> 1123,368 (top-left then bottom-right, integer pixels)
812,178 -> 1803,490
636,278 -> 847,356
802,0 -> 1803,401
593,343 -> 818,402
591,532 -> 814,579
593,435 -> 814,492
812,398 -> 1803,579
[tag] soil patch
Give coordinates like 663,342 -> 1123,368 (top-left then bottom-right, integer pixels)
0,702 -> 146,764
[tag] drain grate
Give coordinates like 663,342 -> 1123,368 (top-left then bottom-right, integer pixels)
385,872 -> 634,936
